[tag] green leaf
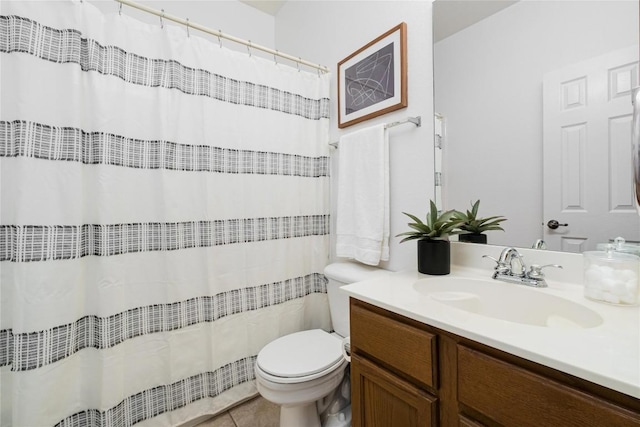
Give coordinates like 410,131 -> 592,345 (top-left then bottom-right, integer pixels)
398,235 -> 425,243
479,218 -> 505,227
408,223 -> 431,233
402,212 -> 424,225
471,199 -> 480,218
429,200 -> 438,226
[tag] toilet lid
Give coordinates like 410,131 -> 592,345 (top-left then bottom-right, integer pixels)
257,329 -> 343,378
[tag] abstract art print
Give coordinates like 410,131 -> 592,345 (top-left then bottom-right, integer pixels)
338,23 -> 407,128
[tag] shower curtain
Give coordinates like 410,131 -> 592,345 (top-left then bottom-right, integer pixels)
0,1 -> 331,426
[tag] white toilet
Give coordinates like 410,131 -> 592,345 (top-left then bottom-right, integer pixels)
254,262 -> 387,427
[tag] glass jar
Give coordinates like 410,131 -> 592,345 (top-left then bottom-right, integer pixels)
583,246 -> 639,306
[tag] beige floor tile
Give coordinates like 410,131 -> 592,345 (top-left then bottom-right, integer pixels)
196,412 -> 237,427
229,396 -> 280,427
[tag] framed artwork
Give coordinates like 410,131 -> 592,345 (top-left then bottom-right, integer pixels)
337,23 -> 407,129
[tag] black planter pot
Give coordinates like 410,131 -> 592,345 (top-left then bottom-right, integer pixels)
417,239 -> 450,275
458,233 -> 488,244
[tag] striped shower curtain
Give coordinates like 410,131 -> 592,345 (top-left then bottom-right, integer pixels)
0,1 -> 331,426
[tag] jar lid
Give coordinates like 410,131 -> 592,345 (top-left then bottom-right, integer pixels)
596,237 -> 640,257
584,244 -> 640,263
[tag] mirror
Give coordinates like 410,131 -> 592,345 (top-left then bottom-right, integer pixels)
434,0 -> 640,252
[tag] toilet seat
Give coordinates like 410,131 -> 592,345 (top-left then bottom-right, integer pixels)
256,329 -> 345,384
256,356 -> 347,385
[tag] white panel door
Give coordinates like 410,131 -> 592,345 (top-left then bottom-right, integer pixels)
543,46 -> 640,252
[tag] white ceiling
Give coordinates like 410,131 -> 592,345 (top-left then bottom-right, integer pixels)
238,0 -> 519,42
433,0 -> 519,42
238,0 -> 286,16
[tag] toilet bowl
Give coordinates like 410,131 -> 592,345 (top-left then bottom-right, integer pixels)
254,262 -> 387,427
255,330 -> 348,427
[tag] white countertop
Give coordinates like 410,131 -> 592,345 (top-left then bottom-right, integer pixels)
341,266 -> 640,399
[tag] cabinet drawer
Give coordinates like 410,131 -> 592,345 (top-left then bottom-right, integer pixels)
458,345 -> 640,426
350,300 -> 437,389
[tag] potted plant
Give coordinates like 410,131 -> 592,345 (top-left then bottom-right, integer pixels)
397,200 -> 464,275
452,200 -> 507,244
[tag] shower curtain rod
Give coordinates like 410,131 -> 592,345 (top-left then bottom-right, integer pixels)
113,0 -> 330,73
329,116 -> 422,148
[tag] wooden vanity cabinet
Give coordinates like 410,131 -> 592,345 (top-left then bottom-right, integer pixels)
350,299 -> 439,426
349,299 -> 640,427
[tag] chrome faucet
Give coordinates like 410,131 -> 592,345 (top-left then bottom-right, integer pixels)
532,239 -> 547,250
483,247 -> 562,288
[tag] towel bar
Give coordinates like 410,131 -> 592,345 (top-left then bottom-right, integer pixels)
329,116 -> 421,148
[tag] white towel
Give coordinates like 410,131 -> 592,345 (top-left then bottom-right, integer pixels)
335,124 -> 389,266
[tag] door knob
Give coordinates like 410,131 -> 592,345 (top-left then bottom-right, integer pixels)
546,220 -> 568,230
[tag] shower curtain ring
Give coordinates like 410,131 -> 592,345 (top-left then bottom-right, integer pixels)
297,58 -> 301,72
160,9 -> 164,29
118,2 -> 122,15
186,18 -> 190,38
218,31 -> 223,48
274,50 -> 278,65
247,41 -> 252,57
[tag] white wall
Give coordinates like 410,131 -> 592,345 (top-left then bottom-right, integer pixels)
435,0 -> 638,249
276,1 -> 435,272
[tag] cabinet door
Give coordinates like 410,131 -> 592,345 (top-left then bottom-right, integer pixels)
352,355 -> 437,427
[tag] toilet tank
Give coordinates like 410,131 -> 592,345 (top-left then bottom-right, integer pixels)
323,262 -> 388,337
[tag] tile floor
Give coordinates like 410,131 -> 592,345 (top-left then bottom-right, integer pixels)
196,396 -> 280,427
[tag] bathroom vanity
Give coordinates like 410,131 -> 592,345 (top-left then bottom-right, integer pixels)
349,299 -> 639,426
342,245 -> 640,426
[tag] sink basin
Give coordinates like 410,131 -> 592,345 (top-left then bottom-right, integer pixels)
413,277 -> 603,329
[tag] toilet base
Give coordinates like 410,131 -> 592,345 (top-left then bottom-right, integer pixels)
280,402 -> 320,427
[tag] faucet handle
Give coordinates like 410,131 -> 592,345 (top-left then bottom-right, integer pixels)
527,264 -> 563,280
482,255 -> 510,273
482,254 -> 499,264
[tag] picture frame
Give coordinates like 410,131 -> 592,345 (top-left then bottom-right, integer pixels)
337,23 -> 407,129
